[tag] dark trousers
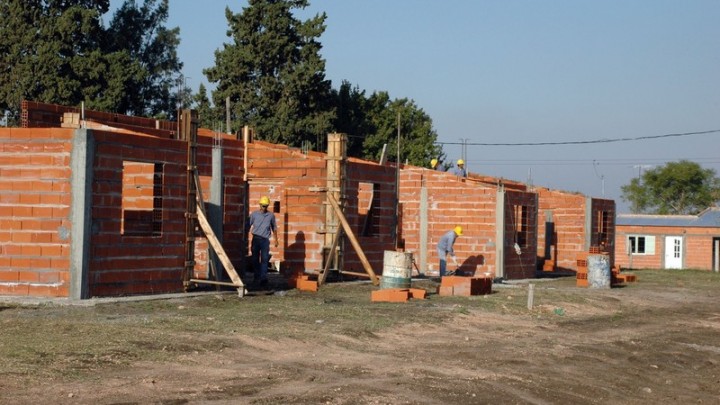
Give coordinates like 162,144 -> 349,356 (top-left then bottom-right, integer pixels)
251,236 -> 270,282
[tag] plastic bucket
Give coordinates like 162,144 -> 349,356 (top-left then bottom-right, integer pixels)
587,254 -> 611,289
380,251 -> 413,289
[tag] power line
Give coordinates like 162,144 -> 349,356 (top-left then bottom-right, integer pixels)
468,157 -> 720,166
464,159 -> 720,167
436,129 -> 720,146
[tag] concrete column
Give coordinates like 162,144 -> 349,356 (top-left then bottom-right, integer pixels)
419,185 -> 428,274
584,196 -> 593,250
495,187 -> 505,279
69,129 -> 95,299
209,146 -> 224,281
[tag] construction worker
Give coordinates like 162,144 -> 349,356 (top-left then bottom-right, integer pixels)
247,196 -> 279,289
447,159 -> 466,177
437,226 -> 463,276
430,158 -> 441,170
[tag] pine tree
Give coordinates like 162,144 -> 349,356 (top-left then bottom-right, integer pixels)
205,0 -> 335,145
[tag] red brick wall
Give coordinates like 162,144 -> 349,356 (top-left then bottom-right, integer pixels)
343,160 -> 398,274
0,128 -> 73,297
89,131 -> 247,296
537,189 -> 587,271
615,224 -> 719,270
21,100 -> 176,138
400,168 -> 500,277
504,189 -> 538,279
0,124 -> 247,298
246,142 -> 329,274
537,189 -> 616,272
245,143 -> 399,277
88,131 -> 187,296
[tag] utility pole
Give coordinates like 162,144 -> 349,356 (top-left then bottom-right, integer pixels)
592,160 -> 605,196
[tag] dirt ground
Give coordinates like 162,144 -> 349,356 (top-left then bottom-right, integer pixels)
1,270 -> 719,404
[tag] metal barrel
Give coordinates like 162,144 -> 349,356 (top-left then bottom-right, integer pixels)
380,251 -> 413,289
587,254 -> 611,289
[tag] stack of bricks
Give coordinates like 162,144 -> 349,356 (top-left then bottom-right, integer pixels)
576,252 -> 588,287
611,265 -> 638,285
286,270 -> 318,292
542,250 -> 556,272
437,276 -> 492,296
371,288 -> 427,303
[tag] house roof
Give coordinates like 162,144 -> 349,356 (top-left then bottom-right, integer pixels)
617,207 -> 720,228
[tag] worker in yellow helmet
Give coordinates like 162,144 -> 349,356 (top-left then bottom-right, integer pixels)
447,159 -> 466,177
430,158 -> 439,170
437,226 -> 463,276
246,196 -> 278,289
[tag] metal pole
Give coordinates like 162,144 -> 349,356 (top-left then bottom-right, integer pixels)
395,111 -> 401,248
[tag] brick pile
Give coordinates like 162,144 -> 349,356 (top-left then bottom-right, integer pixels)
437,275 -> 492,296
371,288 -> 427,302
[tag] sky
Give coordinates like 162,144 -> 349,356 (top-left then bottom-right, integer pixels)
109,0 -> 720,213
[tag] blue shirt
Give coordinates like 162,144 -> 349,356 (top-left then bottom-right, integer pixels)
447,166 -> 466,177
248,209 -> 276,239
437,230 -> 457,256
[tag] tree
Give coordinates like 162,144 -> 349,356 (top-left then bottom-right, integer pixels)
333,87 -> 444,166
0,0 -> 183,124
621,160 -> 720,215
0,0 -> 108,124
193,83 -> 223,131
332,81 -> 373,157
102,0 -> 183,118
205,0 -> 335,144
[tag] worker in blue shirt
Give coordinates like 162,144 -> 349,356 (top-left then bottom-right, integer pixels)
430,158 -> 442,171
247,196 -> 278,288
447,159 -> 466,177
437,226 -> 463,276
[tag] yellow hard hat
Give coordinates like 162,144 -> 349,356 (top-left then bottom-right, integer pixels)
457,159 -> 464,165
454,226 -> 463,236
430,158 -> 438,167
259,196 -> 270,206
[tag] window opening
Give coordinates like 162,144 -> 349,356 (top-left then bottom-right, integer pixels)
122,161 -> 163,236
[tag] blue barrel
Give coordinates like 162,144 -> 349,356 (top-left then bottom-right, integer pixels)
587,254 -> 611,289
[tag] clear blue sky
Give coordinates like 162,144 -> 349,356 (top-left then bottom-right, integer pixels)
110,0 -> 720,213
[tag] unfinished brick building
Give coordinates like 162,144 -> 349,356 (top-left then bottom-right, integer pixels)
0,101 -> 615,298
535,187 -> 616,272
399,168 -> 538,279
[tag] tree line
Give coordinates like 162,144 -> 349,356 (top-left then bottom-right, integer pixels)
1,0 -> 716,214
0,0 -> 444,166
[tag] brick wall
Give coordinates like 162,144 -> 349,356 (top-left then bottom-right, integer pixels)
88,130 -> 187,296
615,224 -> 719,270
21,100 -> 176,138
0,128 -> 73,297
245,142 -> 399,278
536,188 -> 587,272
400,168 -> 502,277
0,124 -> 247,298
89,130 -> 247,296
344,159 -> 398,274
504,189 -> 538,279
246,142 -> 329,274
